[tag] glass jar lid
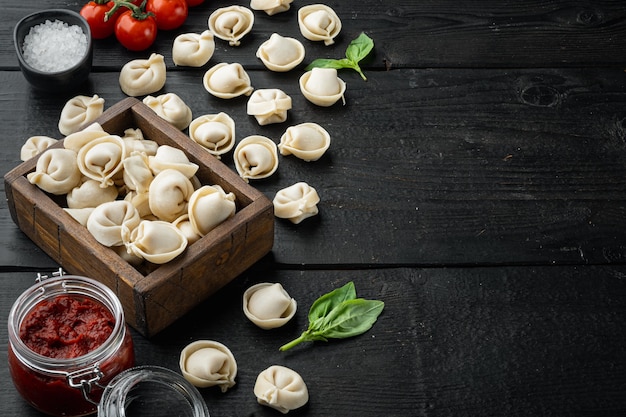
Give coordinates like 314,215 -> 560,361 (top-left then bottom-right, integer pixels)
98,366 -> 210,417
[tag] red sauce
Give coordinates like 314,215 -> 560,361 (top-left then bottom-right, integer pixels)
9,294 -> 135,417
19,295 -> 115,358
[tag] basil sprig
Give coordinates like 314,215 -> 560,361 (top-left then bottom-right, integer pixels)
279,281 -> 384,351
305,33 -> 374,81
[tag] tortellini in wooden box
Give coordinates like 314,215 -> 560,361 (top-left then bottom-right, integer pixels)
7,97 -> 275,337
25,118 -> 239,266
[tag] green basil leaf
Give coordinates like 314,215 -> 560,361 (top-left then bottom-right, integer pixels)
318,298 -> 385,339
308,281 -> 357,326
305,58 -> 352,71
345,33 -> 374,63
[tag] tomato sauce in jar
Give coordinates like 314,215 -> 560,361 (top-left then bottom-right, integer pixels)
8,274 -> 135,417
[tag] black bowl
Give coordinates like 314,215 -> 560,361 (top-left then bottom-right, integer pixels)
14,9 -> 93,92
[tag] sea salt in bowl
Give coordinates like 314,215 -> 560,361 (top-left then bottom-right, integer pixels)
14,9 -> 93,92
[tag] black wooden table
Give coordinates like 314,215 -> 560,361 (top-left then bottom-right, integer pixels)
2,1 -> 626,416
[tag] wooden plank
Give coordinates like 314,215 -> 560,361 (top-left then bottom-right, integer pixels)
2,266 -> 625,416
2,67 -> 626,267
3,1 -> 626,70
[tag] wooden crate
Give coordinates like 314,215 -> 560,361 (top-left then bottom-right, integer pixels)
4,97 -> 274,337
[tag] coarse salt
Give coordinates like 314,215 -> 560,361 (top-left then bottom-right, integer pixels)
22,19 -> 88,73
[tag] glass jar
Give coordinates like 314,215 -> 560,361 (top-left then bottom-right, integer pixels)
98,366 -> 210,417
7,273 -> 135,417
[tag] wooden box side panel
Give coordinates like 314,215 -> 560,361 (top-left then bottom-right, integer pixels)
136,202 -> 274,336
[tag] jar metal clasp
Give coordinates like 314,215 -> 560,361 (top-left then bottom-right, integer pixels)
67,364 -> 106,406
35,268 -> 65,283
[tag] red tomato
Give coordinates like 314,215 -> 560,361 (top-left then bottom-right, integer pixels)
114,10 -> 158,51
185,0 -> 205,6
80,1 -> 121,39
146,0 -> 188,30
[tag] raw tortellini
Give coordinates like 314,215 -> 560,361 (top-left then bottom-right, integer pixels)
298,4 -> 342,46
67,179 -> 118,209
172,30 -> 215,67
180,340 -> 237,392
247,89 -> 292,126
300,67 -> 346,107
58,94 -> 105,136
188,112 -> 236,158
20,136 -> 58,161
256,33 -> 305,72
119,53 -> 167,97
278,122 -> 331,161
243,283 -> 297,329
203,62 -> 254,99
148,145 -> 199,178
26,120 -> 238,266
123,220 -> 188,264
188,185 -> 236,235
208,5 -> 254,46
233,135 -> 279,182
148,169 -> 195,222
76,134 -> 126,188
87,200 -> 141,247
273,182 -> 320,224
250,0 -> 293,15
27,148 -> 82,195
254,365 -> 309,414
143,93 -> 193,130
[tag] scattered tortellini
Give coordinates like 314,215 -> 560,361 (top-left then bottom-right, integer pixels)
300,67 -> 346,107
256,33 -> 305,72
254,365 -> 309,414
243,283 -> 297,329
172,30 -> 215,67
208,5 -> 254,46
20,136 -> 58,161
189,112 -> 236,158
203,62 -> 254,99
250,0 -> 293,15
273,182 -> 320,224
233,135 -> 279,182
298,4 -> 342,46
119,53 -> 167,97
180,340 -> 237,392
143,93 -> 193,130
247,89 -> 292,126
278,122 -> 330,161
58,94 -> 105,136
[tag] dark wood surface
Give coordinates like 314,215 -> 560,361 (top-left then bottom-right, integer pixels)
2,1 -> 626,416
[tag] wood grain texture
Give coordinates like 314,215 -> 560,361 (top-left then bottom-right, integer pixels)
2,267 -> 625,416
3,1 -> 626,71
3,67 -> 626,267
2,1 -> 626,416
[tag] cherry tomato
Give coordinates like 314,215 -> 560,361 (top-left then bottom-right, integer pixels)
185,0 -> 205,6
114,10 -> 158,51
146,0 -> 188,30
80,1 -> 121,39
